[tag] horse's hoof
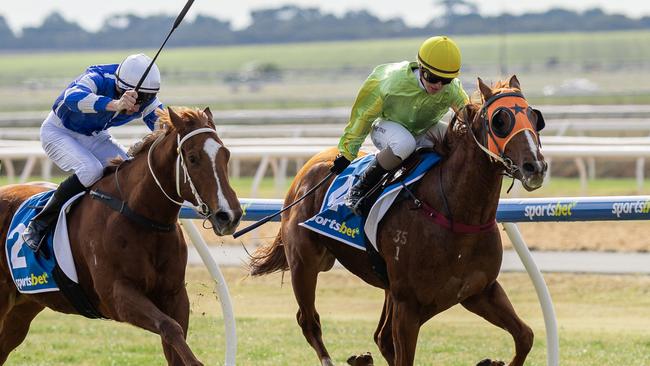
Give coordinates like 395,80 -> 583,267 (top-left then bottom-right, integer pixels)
476,359 -> 505,366
347,352 -> 374,366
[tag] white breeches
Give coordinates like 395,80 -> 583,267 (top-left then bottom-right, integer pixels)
370,120 -> 448,160
40,112 -> 128,187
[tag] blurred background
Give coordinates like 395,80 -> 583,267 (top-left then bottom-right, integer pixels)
2,0 -> 650,195
1,1 -> 649,365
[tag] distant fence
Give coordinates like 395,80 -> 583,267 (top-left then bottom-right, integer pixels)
2,105 -> 650,195
3,139 -> 650,194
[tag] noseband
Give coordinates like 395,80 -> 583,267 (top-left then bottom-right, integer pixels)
464,90 -> 542,177
148,127 -> 219,217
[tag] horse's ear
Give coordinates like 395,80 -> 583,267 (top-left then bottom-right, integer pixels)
477,77 -> 493,101
167,107 -> 183,129
203,106 -> 213,120
508,75 -> 521,90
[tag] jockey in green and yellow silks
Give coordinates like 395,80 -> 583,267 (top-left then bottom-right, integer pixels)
330,36 -> 469,215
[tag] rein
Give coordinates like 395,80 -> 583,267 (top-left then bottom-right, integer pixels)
92,126 -> 220,231
148,127 -> 218,218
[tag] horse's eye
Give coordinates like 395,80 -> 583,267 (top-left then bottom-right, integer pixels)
187,154 -> 198,164
491,108 -> 515,138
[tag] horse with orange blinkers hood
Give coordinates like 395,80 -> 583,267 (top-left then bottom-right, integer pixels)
252,75 -> 547,366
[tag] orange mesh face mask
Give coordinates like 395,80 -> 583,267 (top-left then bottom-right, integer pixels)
479,89 -> 540,156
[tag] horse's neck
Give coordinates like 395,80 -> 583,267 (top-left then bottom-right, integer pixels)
421,138 -> 503,224
109,138 -> 182,223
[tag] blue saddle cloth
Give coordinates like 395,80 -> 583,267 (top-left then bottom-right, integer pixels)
4,190 -> 59,293
300,152 -> 441,251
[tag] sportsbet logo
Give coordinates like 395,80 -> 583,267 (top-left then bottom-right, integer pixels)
312,216 -> 360,238
15,272 -> 49,289
524,202 -> 578,220
611,200 -> 650,217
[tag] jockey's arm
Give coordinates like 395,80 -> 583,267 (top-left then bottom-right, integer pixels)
450,79 -> 470,113
62,72 -> 117,114
338,78 -> 383,161
143,101 -> 165,131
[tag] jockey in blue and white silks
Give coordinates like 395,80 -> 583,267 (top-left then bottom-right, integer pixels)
23,53 -> 164,253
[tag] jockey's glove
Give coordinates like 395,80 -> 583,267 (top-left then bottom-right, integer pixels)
330,154 -> 351,175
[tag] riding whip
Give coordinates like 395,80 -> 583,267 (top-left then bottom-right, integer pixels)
232,172 -> 334,238
118,0 -> 195,113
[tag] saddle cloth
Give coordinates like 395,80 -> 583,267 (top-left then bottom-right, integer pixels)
300,152 -> 441,251
5,190 -> 84,294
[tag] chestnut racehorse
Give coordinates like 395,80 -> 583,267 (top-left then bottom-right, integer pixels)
0,107 -> 242,365
251,76 -> 547,366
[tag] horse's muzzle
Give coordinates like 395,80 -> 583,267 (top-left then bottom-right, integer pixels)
520,160 -> 547,191
210,209 -> 242,236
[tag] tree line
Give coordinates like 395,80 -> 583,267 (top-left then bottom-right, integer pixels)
1,5 -> 649,50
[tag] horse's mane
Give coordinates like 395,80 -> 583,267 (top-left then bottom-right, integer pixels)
108,107 -> 204,167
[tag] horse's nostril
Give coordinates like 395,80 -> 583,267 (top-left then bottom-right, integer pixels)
215,211 -> 230,223
522,162 -> 536,174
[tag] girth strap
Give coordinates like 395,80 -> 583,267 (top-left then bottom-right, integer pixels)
90,190 -> 176,232
51,264 -> 105,319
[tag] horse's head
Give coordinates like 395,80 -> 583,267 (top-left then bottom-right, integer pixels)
161,107 -> 243,235
454,75 -> 547,191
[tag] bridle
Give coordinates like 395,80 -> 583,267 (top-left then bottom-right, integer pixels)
461,89 -> 543,178
148,127 -> 220,218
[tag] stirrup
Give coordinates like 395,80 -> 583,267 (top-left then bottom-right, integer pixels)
345,193 -> 367,216
22,221 -> 49,252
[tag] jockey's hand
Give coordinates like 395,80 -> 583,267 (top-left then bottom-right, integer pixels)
115,90 -> 138,114
330,154 -> 351,175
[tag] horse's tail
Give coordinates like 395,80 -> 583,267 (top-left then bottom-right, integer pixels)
250,231 -> 288,276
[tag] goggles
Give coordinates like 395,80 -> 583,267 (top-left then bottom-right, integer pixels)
136,92 -> 157,106
118,87 -> 157,106
420,67 -> 454,85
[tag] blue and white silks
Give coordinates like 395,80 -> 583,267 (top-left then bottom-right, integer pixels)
53,64 -> 163,136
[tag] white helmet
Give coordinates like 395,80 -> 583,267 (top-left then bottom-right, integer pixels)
115,54 -> 161,93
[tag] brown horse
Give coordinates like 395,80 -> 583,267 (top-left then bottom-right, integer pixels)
0,107 -> 242,365
251,76 -> 547,366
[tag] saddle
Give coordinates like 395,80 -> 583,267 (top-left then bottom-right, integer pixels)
6,191 -> 104,318
355,148 -> 432,217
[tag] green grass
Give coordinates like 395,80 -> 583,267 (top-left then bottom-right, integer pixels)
505,177 -> 650,197
6,268 -> 650,365
1,30 -> 650,110
2,30 -> 650,79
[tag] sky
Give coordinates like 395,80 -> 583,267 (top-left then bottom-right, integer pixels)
2,0 -> 650,34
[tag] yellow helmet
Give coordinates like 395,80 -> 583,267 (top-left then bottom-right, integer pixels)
417,36 -> 462,79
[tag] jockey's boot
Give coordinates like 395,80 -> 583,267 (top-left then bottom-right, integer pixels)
345,158 -> 388,216
23,174 -> 86,252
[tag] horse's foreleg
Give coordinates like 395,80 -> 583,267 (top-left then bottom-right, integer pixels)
373,292 -> 395,365
461,280 -> 533,366
157,288 -> 191,366
391,299 -> 420,366
0,299 -> 43,364
110,281 -> 202,366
